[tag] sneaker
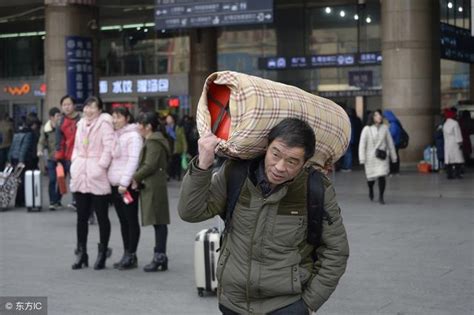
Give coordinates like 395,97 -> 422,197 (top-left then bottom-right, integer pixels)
49,204 -> 57,211
67,202 -> 77,211
340,169 -> 352,173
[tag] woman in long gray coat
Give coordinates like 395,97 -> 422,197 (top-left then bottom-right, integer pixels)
442,108 -> 464,179
359,110 -> 397,204
132,111 -> 171,272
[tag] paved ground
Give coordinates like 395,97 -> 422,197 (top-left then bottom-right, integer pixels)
0,168 -> 473,315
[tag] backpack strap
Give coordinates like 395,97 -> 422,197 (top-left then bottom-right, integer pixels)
220,160 -> 250,229
306,167 -> 326,248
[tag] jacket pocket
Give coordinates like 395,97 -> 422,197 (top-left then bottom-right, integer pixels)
259,263 -> 302,297
272,215 -> 306,248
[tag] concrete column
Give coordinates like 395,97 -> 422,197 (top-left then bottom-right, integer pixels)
189,28 -> 217,116
381,0 -> 440,162
44,0 -> 99,118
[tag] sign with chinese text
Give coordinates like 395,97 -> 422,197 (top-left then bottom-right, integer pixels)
155,0 -> 273,30
349,71 -> 373,88
259,52 -> 382,70
98,74 -> 188,98
65,36 -> 93,104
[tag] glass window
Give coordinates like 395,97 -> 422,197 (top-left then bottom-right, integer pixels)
0,37 -> 44,78
99,29 -> 189,76
217,25 -> 277,77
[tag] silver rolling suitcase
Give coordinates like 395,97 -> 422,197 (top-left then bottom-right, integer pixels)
194,227 -> 220,296
25,170 -> 42,212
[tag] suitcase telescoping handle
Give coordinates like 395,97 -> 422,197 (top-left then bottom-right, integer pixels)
13,164 -> 24,178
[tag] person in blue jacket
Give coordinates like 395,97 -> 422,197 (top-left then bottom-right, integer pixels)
383,110 -> 402,174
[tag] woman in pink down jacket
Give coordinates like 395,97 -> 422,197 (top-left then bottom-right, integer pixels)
70,96 -> 114,271
108,106 -> 143,270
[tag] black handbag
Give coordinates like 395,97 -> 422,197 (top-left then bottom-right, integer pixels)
375,148 -> 387,160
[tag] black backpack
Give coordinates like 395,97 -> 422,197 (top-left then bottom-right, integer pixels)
220,160 -> 331,249
398,122 -> 409,149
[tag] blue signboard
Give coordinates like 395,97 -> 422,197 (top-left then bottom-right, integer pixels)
155,0 -> 273,30
440,23 -> 474,63
65,36 -> 93,104
259,52 -> 382,70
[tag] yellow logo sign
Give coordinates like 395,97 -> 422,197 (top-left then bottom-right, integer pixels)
3,83 -> 31,96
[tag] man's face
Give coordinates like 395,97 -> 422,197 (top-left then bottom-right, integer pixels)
264,138 -> 306,187
61,98 -> 75,116
165,115 -> 174,126
50,113 -> 61,126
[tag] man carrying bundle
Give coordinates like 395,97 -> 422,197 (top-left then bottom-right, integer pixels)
178,118 -> 349,315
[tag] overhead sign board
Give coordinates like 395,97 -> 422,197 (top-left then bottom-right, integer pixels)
98,74 -> 189,98
259,52 -> 382,70
155,0 -> 273,30
440,23 -> 474,64
65,36 -> 94,104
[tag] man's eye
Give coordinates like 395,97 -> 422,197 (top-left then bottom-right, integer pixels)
287,160 -> 296,166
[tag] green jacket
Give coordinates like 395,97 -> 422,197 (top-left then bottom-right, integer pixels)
0,119 -> 13,149
37,120 -> 57,160
133,131 -> 170,226
169,125 -> 188,155
178,158 -> 349,315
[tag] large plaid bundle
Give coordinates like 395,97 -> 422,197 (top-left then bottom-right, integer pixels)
196,71 -> 351,171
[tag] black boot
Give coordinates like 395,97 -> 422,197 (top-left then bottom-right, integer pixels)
72,244 -> 88,270
94,243 -> 112,270
143,249 -> 168,272
367,181 -> 375,201
447,165 -> 455,179
113,251 -> 128,269
118,252 -> 138,270
379,195 -> 385,205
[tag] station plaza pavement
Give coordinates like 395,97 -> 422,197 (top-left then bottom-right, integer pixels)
0,167 -> 473,315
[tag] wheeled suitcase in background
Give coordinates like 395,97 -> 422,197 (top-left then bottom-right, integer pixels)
194,227 -> 220,296
25,170 -> 42,212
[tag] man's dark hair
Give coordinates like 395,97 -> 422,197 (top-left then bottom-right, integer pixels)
268,118 -> 316,161
60,94 -> 76,106
49,107 -> 61,117
83,96 -> 104,111
366,109 -> 383,126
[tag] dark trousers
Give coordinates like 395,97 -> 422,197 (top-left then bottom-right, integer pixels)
0,147 -> 8,171
219,299 -> 309,315
74,192 -> 110,246
341,144 -> 353,170
168,153 -> 181,180
446,163 -> 463,179
153,224 -> 168,254
47,160 -> 61,205
368,176 -> 386,199
390,148 -> 400,174
111,186 -> 140,253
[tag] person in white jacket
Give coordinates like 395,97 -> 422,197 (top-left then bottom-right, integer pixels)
442,108 -> 464,179
108,107 -> 143,270
359,110 -> 397,204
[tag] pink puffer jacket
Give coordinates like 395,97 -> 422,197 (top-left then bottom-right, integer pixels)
70,113 -> 114,195
107,123 -> 143,188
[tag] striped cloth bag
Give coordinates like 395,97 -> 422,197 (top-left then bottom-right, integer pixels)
196,71 -> 351,172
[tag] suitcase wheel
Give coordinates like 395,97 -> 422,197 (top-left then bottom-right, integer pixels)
197,288 -> 204,297
27,208 -> 31,212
